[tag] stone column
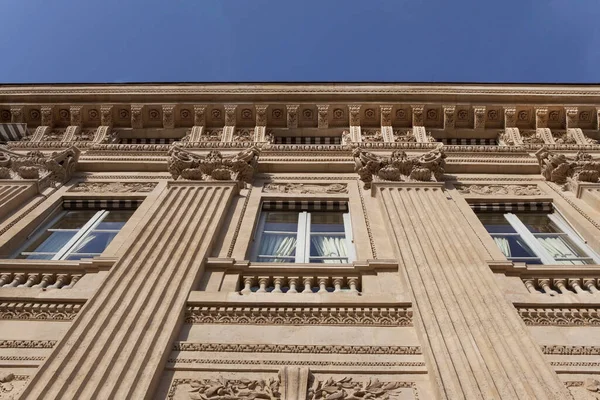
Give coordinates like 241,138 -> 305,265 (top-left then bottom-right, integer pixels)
374,182 -> 571,400
19,181 -> 238,400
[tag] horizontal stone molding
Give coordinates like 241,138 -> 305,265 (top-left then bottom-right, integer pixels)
173,342 -> 422,355
0,301 -> 84,321
542,345 -> 600,355
0,340 -> 56,349
184,305 -> 413,326
517,306 -> 600,326
167,359 -> 426,367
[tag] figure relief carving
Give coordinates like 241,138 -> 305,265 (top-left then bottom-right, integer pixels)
185,376 -> 281,400
520,130 -> 545,144
0,146 -> 79,184
456,184 -> 542,196
168,145 -> 260,184
309,377 -> 414,400
362,129 -> 385,143
201,129 -> 223,142
41,129 -> 66,142
498,128 -> 523,146
393,130 -> 417,143
553,130 -> 577,144
536,147 -> 600,184
341,130 -> 352,145
353,146 -> 446,188
69,182 -> 156,193
263,182 -> 348,194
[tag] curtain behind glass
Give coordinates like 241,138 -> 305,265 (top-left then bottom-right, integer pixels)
493,237 -> 511,257
310,236 -> 347,263
258,234 -> 297,262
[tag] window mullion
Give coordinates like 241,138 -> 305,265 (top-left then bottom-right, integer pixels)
504,213 -> 554,264
296,212 -> 309,263
250,212 -> 268,261
548,212 -> 600,264
343,212 -> 356,262
55,210 -> 107,260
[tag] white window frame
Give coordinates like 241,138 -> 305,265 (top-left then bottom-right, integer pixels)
490,212 -> 600,265
251,209 -> 356,264
14,209 -> 127,260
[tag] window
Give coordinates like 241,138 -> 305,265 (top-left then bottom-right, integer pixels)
252,201 -> 355,263
477,210 -> 600,265
15,208 -> 134,260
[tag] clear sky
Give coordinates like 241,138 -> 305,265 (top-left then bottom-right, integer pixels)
1,0 -> 599,83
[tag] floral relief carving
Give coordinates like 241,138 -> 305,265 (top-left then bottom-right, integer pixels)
520,130 -> 545,144
202,129 -> 223,142
393,130 -> 417,143
0,301 -> 82,320
362,129 -> 385,142
0,373 -> 28,400
168,145 -> 260,184
100,105 -> 113,126
552,130 -> 577,144
353,147 -> 446,188
536,147 -> 600,184
0,147 -> 79,184
456,184 -> 542,196
69,182 -> 156,193
73,129 -> 96,142
178,376 -> 281,400
262,183 -> 348,194
232,129 -> 255,142
309,377 -> 414,400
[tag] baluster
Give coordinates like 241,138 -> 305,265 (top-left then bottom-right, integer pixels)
332,277 -> 343,293
47,274 -> 70,289
568,279 -> 586,295
63,274 -> 82,289
538,279 -> 557,296
18,273 -> 40,288
6,273 -> 26,287
553,279 -> 570,294
302,277 -> 313,294
317,277 -> 328,293
287,277 -> 299,293
272,277 -> 283,293
240,276 -> 253,295
0,273 -> 12,287
32,274 -> 54,289
523,279 -> 539,294
348,277 -> 359,294
256,277 -> 269,293
584,279 -> 599,294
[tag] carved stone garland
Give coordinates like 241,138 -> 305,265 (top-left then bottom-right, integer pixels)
353,146 -> 446,188
168,145 -> 260,185
535,146 -> 600,184
0,146 -> 79,185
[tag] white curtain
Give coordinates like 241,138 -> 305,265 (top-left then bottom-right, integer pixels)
493,237 -> 511,257
537,236 -> 582,264
311,236 -> 347,263
259,234 -> 297,262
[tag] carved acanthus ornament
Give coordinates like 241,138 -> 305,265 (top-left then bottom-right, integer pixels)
565,107 -> 578,129
504,107 -> 516,128
443,106 -> 455,129
69,106 -> 82,126
308,377 -> 413,400
131,105 -> 144,129
168,145 -> 260,184
69,182 -> 156,193
411,105 -> 424,126
317,105 -> 329,128
0,372 -> 28,399
100,105 -> 113,127
473,106 -> 486,129
353,146 -> 446,188
263,183 -> 348,194
40,106 -> 53,128
456,184 -> 542,196
287,105 -> 299,128
536,107 -> 548,129
536,147 -> 600,184
163,104 -> 175,129
10,106 -> 23,123
0,146 -> 79,184
186,376 -> 281,400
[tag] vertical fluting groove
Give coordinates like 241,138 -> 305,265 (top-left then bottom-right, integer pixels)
394,188 -> 483,400
380,187 -> 464,400
21,185 -> 188,399
118,187 -> 225,399
378,188 -> 450,400
84,186 -> 217,399
439,190 -> 571,399
407,188 -> 505,399
417,189 -> 525,399
0,185 -> 23,205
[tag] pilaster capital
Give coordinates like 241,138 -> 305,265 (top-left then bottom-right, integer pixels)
286,104 -> 299,128
100,105 -> 113,126
504,107 -> 516,128
255,104 -> 268,126
69,106 -> 82,126
473,106 -> 486,130
380,105 -> 393,126
193,105 -> 206,126
40,105 -> 54,127
130,104 -> 144,129
411,105 -> 424,126
348,105 -> 361,126
443,105 -> 455,129
535,107 -> 548,129
317,104 -> 329,128
162,104 -> 175,129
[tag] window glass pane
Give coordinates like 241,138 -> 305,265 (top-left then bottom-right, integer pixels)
22,231 -> 77,254
518,213 -> 561,233
477,214 -> 517,233
71,231 -> 119,254
263,212 -> 299,232
310,212 -> 345,233
536,235 -> 588,259
491,235 -> 538,258
50,210 -> 98,230
95,210 -> 135,229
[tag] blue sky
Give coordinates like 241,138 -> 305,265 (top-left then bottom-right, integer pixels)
1,0 -> 599,83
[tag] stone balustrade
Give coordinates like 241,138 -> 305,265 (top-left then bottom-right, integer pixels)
239,275 -> 360,295
523,277 -> 600,296
0,272 -> 82,289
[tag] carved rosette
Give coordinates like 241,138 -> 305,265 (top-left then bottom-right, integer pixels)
0,146 -> 79,185
536,146 -> 600,184
353,146 -> 446,188
168,145 -> 260,185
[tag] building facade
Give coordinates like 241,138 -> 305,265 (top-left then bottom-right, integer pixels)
0,83 -> 599,399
